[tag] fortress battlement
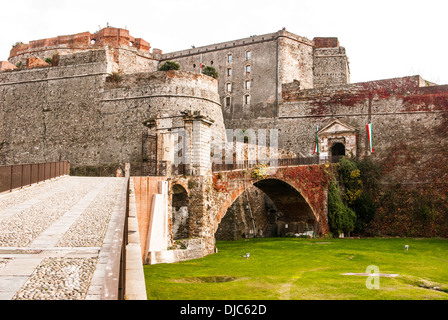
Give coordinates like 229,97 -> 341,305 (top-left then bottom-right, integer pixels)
6,27 -> 160,71
161,29 -> 314,60
9,27 -> 151,58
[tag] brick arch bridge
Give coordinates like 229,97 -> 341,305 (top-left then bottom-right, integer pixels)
173,163 -> 333,255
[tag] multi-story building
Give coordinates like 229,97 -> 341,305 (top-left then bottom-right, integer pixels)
161,30 -> 350,125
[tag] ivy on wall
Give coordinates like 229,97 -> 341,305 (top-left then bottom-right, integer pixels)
327,177 -> 356,236
327,157 -> 377,236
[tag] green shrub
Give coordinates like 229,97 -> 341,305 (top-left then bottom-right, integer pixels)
107,71 -> 123,83
158,61 -> 180,71
356,156 -> 382,192
202,66 -> 218,79
337,157 -> 362,204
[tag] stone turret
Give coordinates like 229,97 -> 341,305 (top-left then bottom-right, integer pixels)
313,37 -> 350,88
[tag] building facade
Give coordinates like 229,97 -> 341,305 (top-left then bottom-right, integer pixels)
161,30 -> 350,125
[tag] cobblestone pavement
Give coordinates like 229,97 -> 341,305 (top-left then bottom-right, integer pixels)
0,176 -> 125,300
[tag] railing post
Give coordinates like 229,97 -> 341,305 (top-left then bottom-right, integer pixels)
21,164 -> 24,189
9,165 -> 13,192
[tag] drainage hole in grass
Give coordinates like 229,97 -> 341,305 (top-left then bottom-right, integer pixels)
171,276 -> 240,283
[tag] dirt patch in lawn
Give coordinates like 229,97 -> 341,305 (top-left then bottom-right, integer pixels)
171,276 -> 245,283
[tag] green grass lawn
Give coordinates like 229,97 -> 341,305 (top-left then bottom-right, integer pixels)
144,237 -> 448,300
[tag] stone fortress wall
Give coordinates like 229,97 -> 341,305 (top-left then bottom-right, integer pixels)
0,28 -> 224,171
229,75 -> 448,168
1,26 -> 447,183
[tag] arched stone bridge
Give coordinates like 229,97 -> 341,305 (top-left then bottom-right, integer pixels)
169,163 -> 332,255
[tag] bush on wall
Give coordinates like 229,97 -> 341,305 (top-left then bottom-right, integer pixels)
158,61 -> 180,71
202,66 -> 218,79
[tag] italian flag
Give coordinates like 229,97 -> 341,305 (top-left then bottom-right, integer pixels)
313,125 -> 319,154
367,123 -> 374,153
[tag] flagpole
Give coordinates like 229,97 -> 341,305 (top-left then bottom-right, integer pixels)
367,123 -> 374,154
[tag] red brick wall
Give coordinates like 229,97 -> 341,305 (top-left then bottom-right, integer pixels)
313,37 -> 339,48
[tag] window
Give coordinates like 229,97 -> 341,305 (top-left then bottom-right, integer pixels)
226,83 -> 232,92
246,51 -> 251,60
227,68 -> 232,77
227,54 -> 232,63
245,65 -> 251,74
245,80 -> 251,90
226,96 -> 231,107
244,94 -> 251,105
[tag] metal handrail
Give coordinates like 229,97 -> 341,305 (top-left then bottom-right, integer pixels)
211,155 -> 343,172
0,161 -> 70,193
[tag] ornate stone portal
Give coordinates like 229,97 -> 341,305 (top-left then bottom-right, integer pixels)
317,119 -> 358,159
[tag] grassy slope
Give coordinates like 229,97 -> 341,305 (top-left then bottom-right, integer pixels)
144,238 -> 448,300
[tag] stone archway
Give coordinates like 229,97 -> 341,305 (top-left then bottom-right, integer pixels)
215,178 -> 319,240
331,142 -> 346,156
254,179 -> 317,236
172,184 -> 189,240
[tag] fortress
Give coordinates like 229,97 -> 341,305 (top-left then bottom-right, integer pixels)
0,27 -> 354,169
1,27 -> 448,252
1,26 -> 446,167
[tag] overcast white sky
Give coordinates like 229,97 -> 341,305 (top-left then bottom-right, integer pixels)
1,0 -> 447,84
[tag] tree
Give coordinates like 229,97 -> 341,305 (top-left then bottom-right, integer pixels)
158,61 -> 180,71
328,178 -> 356,236
202,66 -> 218,79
